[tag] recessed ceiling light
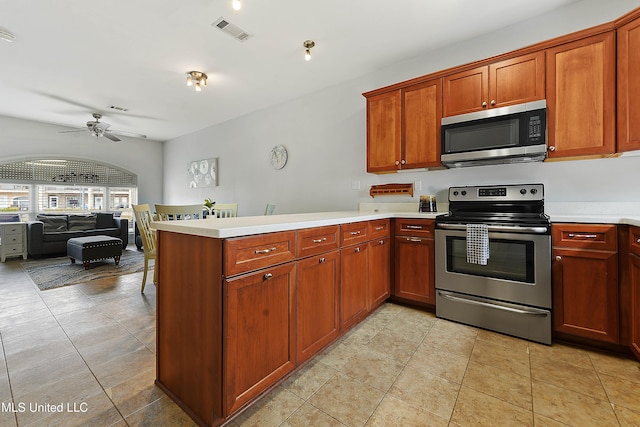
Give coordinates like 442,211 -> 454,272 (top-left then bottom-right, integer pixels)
0,29 -> 16,43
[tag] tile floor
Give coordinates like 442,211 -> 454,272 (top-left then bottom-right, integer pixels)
1,252 -> 640,426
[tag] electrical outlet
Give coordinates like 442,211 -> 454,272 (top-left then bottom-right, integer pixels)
351,180 -> 361,190
414,181 -> 422,191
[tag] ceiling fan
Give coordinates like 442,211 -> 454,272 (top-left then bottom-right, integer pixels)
58,113 -> 147,142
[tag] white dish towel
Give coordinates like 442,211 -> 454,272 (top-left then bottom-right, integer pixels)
466,223 -> 490,265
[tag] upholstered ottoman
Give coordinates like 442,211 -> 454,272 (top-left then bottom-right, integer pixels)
67,235 -> 123,270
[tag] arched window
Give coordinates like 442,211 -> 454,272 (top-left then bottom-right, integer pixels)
0,158 -> 137,223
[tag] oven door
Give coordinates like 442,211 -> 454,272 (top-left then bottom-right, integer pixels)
435,227 -> 551,309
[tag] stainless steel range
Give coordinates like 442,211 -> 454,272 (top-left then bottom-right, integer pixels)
435,183 -> 552,344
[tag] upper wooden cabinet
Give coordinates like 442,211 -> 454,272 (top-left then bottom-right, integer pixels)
366,90 -> 401,173
443,51 -> 545,117
546,32 -> 616,158
617,15 -> 640,152
365,78 -> 441,172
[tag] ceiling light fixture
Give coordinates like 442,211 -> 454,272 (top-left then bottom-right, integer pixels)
186,71 -> 208,92
303,40 -> 315,61
232,0 -> 241,11
0,29 -> 16,43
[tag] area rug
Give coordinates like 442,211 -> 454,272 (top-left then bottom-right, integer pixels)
21,249 -> 150,291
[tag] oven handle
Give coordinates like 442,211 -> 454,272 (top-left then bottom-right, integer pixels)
437,291 -> 549,317
436,223 -> 548,234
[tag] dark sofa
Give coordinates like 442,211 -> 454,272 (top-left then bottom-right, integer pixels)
27,213 -> 128,257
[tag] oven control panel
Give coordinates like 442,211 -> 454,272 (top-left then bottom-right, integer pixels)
448,184 -> 544,202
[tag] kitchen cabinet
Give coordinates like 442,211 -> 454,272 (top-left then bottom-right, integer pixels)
546,32 -> 616,158
617,15 -> 640,152
366,90 -> 401,173
368,219 -> 391,311
443,51 -> 545,117
340,241 -> 368,331
224,262 -> 296,414
296,250 -> 340,364
629,227 -> 640,359
393,219 -> 436,305
552,224 -> 619,343
365,78 -> 441,172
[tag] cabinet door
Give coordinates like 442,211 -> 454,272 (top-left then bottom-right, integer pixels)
394,235 -> 435,305
402,79 -> 442,168
546,32 -> 616,158
297,251 -> 340,363
552,248 -> 619,343
340,244 -> 368,330
366,90 -> 402,172
617,17 -> 640,152
443,66 -> 488,117
630,253 -> 640,360
489,51 -> 545,108
224,262 -> 296,415
368,238 -> 391,311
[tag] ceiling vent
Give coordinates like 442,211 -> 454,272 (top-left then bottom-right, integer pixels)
107,105 -> 128,112
212,17 -> 250,41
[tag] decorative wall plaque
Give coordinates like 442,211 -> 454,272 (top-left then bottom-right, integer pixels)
188,158 -> 218,188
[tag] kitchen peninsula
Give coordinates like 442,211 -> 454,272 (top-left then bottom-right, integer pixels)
151,210 -> 439,426
151,208 -> 640,426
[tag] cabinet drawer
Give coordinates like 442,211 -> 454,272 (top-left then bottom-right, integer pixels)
630,227 -> 640,257
394,219 -> 435,238
2,224 -> 24,236
297,225 -> 340,258
224,231 -> 296,277
369,219 -> 390,239
341,222 -> 369,246
3,243 -> 24,254
1,233 -> 23,245
552,224 -> 617,251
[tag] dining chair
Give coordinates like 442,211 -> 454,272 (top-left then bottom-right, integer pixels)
212,203 -> 238,218
132,204 -> 156,293
264,204 -> 275,215
154,204 -> 203,221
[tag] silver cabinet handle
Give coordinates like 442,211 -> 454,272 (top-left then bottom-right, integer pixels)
374,226 -> 385,230
548,146 -> 556,152
350,231 -> 361,236
405,225 -> 423,230
637,238 -> 640,244
482,101 -> 487,107
490,100 -> 496,105
400,159 -> 406,165
254,247 -> 277,254
355,247 -> 361,253
319,257 -> 325,264
263,273 -> 273,280
379,240 -> 385,245
567,233 -> 597,239
407,237 -> 421,242
395,160 -> 400,165
555,256 -> 562,261
312,237 -> 327,243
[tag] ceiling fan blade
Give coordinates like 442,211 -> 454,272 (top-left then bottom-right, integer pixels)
110,130 -> 147,139
58,128 -> 88,134
102,132 -> 122,142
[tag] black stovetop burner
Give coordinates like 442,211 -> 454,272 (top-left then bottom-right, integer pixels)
436,183 -> 550,227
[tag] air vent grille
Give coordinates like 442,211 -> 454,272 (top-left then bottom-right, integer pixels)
212,17 -> 250,41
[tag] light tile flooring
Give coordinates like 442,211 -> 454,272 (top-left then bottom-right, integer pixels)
2,253 -> 640,426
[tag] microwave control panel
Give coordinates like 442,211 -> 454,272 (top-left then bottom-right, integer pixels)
527,109 -> 546,142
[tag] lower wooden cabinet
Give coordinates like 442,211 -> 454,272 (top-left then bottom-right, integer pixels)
340,243 -> 368,330
296,251 -> 340,363
368,237 -> 391,310
552,224 -> 619,343
393,219 -> 436,305
224,262 -> 297,415
629,226 -> 640,360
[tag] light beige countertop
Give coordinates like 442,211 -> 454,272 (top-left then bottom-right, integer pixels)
150,202 -> 640,239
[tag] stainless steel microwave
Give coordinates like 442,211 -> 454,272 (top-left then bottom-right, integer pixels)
441,100 -> 547,168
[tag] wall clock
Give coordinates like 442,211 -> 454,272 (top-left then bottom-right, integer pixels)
270,145 -> 288,170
